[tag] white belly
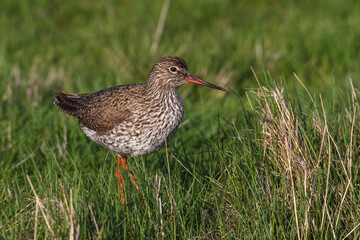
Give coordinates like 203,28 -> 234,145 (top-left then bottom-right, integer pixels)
80,108 -> 183,157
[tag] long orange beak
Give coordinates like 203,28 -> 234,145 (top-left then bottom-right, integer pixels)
186,75 -> 226,91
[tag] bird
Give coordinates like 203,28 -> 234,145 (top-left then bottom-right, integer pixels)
54,56 -> 226,202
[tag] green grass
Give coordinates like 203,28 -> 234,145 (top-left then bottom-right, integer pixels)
1,0 -> 360,239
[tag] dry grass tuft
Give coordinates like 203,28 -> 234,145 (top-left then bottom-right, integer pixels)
245,70 -> 359,239
248,85 -> 314,180
3,176 -> 81,239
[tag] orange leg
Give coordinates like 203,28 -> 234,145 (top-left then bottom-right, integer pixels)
116,155 -> 125,203
119,156 -> 140,191
117,155 -> 149,213
116,155 -> 141,203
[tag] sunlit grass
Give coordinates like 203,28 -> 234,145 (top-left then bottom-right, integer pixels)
1,0 -> 360,239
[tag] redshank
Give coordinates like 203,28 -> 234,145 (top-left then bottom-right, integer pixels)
54,56 -> 225,202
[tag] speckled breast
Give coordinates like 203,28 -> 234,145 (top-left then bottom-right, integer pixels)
81,94 -> 184,157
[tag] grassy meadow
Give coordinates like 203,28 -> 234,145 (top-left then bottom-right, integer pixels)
1,0 -> 360,238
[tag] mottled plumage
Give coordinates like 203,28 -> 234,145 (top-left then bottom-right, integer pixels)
54,56 -> 225,158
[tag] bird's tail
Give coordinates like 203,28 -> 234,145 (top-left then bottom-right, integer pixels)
54,92 -> 89,118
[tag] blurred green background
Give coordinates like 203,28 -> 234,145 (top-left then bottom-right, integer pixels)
2,0 -> 359,147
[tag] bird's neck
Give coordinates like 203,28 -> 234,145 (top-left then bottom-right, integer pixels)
146,75 -> 177,97
146,78 -> 182,110
146,84 -> 179,101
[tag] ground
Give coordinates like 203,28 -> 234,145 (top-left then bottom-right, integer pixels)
1,0 -> 360,238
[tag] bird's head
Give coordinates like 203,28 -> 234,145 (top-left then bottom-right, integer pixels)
148,56 -> 226,91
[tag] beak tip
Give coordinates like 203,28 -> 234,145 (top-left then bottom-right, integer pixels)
186,75 -> 226,92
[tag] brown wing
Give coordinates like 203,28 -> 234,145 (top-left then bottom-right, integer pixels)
54,84 -> 145,135
78,105 -> 132,135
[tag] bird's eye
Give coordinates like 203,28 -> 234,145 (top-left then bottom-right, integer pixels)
169,66 -> 178,73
